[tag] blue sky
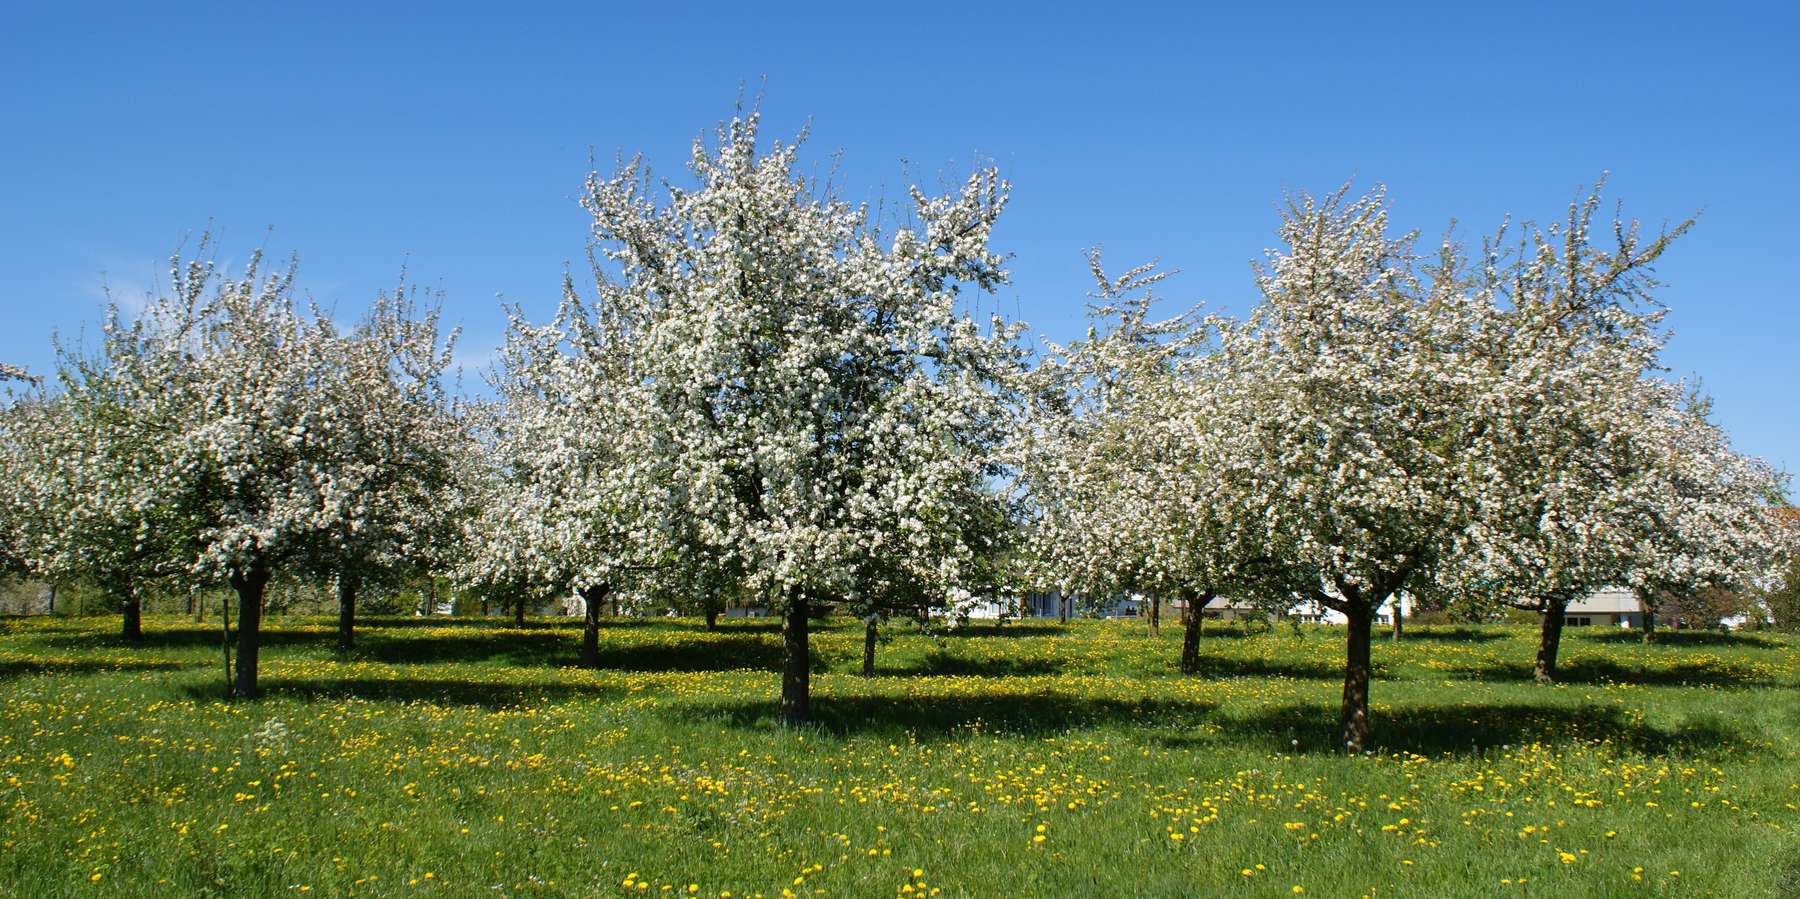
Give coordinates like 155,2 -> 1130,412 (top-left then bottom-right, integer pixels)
2,1 -> 1795,476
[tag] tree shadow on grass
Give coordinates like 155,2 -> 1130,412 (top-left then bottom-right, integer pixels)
685,692 -> 1219,740
178,676 -> 624,709
0,658 -> 199,680
881,651 -> 1070,677
1579,630 -> 1783,649
1189,700 -> 1750,757
1438,656 -> 1774,688
1187,653 -> 1356,680
40,627 -> 327,652
351,631 -> 574,667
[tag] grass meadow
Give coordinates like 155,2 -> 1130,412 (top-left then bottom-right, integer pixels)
0,614 -> 1796,897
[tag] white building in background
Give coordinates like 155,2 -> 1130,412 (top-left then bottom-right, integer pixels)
1562,587 -> 1645,628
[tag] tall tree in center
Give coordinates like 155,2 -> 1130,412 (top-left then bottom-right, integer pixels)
586,109 -> 1021,724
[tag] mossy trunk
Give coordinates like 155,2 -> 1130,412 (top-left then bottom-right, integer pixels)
781,590 -> 811,725
862,615 -> 878,677
1179,591 -> 1209,675
229,561 -> 271,700
336,569 -> 360,653
120,589 -> 142,641
1339,601 -> 1375,752
1535,596 -> 1568,684
578,584 -> 610,669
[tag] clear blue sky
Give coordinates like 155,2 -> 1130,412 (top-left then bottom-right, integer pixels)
2,1 -> 1794,477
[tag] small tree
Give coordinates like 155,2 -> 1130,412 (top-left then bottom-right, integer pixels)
456,288 -> 667,669
1019,254 -> 1281,675
11,313 -> 203,639
296,286 -> 462,651
1447,185 -> 1693,682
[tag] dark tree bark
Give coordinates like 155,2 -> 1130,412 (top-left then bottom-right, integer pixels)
120,587 -> 142,641
1179,591 -> 1211,675
1390,598 -> 1403,642
705,607 -> 720,631
1535,595 -> 1569,684
578,584 -> 610,668
229,560 -> 271,700
514,597 -> 527,627
336,568 -> 360,653
861,615 -> 878,677
1642,598 -> 1657,644
781,589 -> 811,725
1149,594 -> 1160,635
46,582 -> 56,614
1339,598 -> 1375,752
1058,594 -> 1069,624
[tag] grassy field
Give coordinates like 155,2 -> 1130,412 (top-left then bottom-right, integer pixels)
0,614 -> 1796,898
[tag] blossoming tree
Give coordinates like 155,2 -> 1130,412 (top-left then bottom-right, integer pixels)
1213,188 -> 1485,751
584,109 -> 1023,723
7,305 -> 203,639
1443,185 -> 1783,679
296,287 -> 463,652
1019,254 -> 1287,673
455,284 -> 672,668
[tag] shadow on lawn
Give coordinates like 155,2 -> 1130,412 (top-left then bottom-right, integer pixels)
881,651 -> 1070,677
1188,653 -> 1354,680
1441,656 -> 1774,688
0,658 -> 198,680
179,676 -> 625,709
1193,701 -> 1749,757
690,690 -> 1745,757
1580,629 -> 1782,649
687,692 -> 1220,739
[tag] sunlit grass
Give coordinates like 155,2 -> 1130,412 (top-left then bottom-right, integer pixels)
1,614 -> 1796,897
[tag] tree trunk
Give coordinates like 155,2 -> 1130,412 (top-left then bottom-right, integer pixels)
705,607 -> 720,631
514,597 -> 527,627
46,582 -> 57,614
336,568 -> 359,653
1179,591 -> 1210,675
1535,596 -> 1568,684
220,594 -> 232,698
229,561 -> 270,700
1339,601 -> 1375,752
120,587 -> 142,641
1642,599 -> 1657,644
1390,596 -> 1403,642
1149,594 -> 1160,635
781,590 -> 811,725
862,615 -> 878,677
1059,594 -> 1069,624
578,584 -> 609,669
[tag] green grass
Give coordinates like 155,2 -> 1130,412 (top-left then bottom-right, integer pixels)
1,614 -> 1797,897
